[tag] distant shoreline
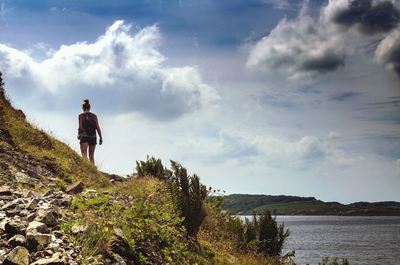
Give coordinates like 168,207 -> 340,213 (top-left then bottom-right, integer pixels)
222,194 -> 400,216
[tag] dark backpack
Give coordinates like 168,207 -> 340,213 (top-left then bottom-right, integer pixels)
83,113 -> 96,136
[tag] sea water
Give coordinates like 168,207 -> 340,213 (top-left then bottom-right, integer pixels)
240,215 -> 400,265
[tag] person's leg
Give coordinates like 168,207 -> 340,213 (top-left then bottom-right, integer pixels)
88,144 -> 96,164
80,142 -> 89,159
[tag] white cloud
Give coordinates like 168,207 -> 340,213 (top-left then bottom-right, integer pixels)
247,0 -> 400,79
375,27 -> 400,76
0,20 -> 219,120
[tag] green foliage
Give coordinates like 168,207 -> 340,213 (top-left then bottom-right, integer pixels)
226,210 -> 290,257
319,257 -> 350,265
63,191 -> 205,264
222,194 -> 318,214
135,156 -> 171,181
257,211 -> 290,256
169,160 -> 208,237
135,157 -> 208,238
55,178 -> 68,191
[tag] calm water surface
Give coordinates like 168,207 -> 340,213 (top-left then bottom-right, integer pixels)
242,216 -> 400,265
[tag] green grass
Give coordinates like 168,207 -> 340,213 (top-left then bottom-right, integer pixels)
62,177 -> 211,265
1,93 -> 111,189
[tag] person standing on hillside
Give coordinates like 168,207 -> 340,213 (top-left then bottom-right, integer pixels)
78,99 -> 103,164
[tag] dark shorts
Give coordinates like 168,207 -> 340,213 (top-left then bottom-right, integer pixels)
80,136 -> 97,146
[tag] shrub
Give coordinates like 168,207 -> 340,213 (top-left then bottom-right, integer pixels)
257,211 -> 290,256
169,161 -> 208,237
227,210 -> 290,257
135,156 -> 171,181
135,158 -> 208,238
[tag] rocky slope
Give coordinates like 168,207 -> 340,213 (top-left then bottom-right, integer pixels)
0,185 -> 79,265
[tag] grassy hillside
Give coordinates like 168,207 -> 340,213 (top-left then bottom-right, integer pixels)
222,194 -> 400,216
0,77 -> 111,191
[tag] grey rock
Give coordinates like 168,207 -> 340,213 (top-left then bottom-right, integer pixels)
5,219 -> 27,235
7,234 -> 26,247
27,221 -> 50,234
27,232 -> 52,251
110,253 -> 127,265
0,186 -> 13,196
27,198 -> 40,210
26,213 -> 36,222
18,209 -> 30,217
35,209 -> 59,227
0,195 -> 15,201
66,181 -> 84,195
3,246 -> 29,265
1,200 -> 19,210
6,209 -> 21,217
31,252 -> 64,265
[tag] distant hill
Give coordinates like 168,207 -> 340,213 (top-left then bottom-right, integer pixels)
222,194 -> 400,216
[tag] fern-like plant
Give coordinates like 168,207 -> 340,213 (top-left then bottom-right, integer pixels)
169,161 -> 207,237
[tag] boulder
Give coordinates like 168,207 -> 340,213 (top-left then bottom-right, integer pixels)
66,182 -> 84,194
3,246 -> 29,265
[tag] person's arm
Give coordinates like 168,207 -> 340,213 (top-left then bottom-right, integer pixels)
95,115 -> 103,145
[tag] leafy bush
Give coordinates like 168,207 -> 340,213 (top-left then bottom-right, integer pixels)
227,210 -> 290,257
135,156 -> 171,181
257,211 -> 290,256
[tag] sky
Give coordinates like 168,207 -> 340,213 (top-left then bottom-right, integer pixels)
0,0 -> 399,203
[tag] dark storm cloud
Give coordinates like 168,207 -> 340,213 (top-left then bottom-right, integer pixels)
332,0 -> 400,34
300,52 -> 345,73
